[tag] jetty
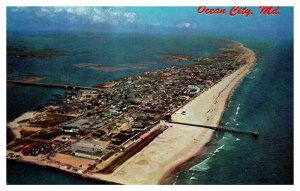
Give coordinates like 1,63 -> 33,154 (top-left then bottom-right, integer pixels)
7,80 -> 100,91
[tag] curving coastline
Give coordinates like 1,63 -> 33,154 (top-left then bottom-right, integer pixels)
83,42 -> 256,184
7,41 -> 256,185
160,44 -> 256,184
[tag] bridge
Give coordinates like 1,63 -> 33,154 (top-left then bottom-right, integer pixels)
7,80 -> 100,91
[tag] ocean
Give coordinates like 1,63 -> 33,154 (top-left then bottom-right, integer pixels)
170,38 -> 294,184
6,33 -> 293,184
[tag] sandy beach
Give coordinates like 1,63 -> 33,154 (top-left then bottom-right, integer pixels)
7,42 -> 256,185
83,44 -> 256,184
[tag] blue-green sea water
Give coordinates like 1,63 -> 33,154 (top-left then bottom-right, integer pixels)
6,33 -> 293,184
171,39 -> 293,184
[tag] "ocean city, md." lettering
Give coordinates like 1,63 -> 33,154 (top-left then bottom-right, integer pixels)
197,6 -> 280,17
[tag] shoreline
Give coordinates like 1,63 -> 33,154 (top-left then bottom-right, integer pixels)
83,44 -> 256,184
160,50 -> 256,184
159,144 -> 209,185
7,42 -> 256,185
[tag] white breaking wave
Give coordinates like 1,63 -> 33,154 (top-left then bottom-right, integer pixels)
248,67 -> 260,79
214,144 -> 224,153
236,104 -> 240,115
189,158 -> 211,172
252,68 -> 260,73
189,145 -> 225,172
189,131 -> 238,172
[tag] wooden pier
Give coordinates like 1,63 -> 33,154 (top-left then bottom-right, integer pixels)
7,80 -> 100,91
167,121 -> 259,138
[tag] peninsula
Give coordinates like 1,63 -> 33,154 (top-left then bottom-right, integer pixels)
7,40 -> 256,184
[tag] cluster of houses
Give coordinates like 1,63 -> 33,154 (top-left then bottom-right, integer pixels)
8,46 -> 246,170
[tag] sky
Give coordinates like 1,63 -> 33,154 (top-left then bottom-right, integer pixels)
7,7 -> 293,38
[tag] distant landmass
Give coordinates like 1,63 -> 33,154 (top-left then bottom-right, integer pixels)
7,47 -> 70,58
